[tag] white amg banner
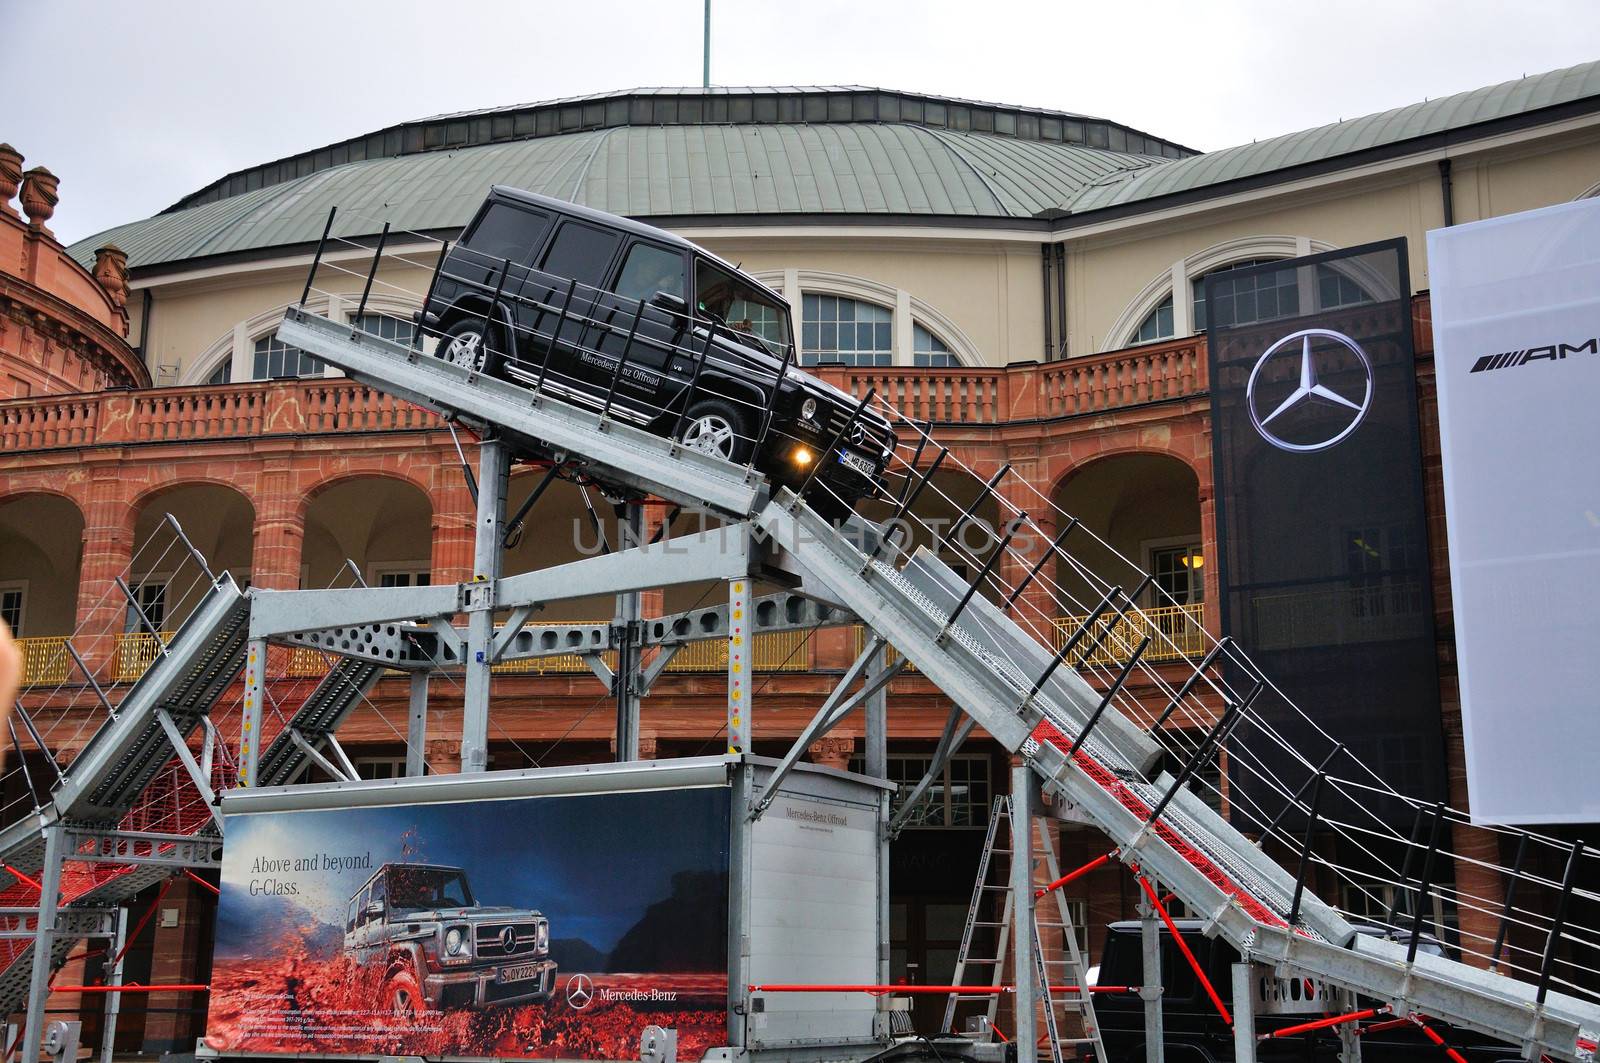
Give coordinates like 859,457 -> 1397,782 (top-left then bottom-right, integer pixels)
1429,198 -> 1600,825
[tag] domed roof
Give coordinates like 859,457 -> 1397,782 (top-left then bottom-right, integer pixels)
70,86 -> 1189,272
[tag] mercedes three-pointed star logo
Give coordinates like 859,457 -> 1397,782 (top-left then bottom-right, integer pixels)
566,972 -> 594,1010
1245,328 -> 1374,453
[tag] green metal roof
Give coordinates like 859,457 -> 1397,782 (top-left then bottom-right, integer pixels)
72,124 -> 1158,270
68,63 -> 1600,272
1068,60 -> 1600,212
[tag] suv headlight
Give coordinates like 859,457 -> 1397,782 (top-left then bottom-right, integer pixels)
444,926 -> 469,957
800,397 -> 818,421
538,921 -> 549,949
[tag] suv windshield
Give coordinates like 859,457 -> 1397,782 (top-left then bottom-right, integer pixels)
695,260 -> 790,357
387,866 -> 474,913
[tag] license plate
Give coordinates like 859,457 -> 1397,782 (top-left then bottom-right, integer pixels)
498,962 -> 545,984
838,450 -> 875,477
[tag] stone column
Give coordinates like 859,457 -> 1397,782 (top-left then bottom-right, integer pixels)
143,878 -> 207,1048
250,464 -> 304,591
73,467 -> 136,674
999,463 -> 1061,644
429,457 -> 475,585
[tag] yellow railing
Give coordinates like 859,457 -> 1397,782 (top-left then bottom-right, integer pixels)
1052,603 -> 1206,667
18,636 -> 73,685
113,630 -> 177,682
94,625 -> 813,686
851,626 -> 917,673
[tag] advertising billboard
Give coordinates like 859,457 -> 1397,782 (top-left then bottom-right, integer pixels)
205,785 -> 730,1059
1429,198 -> 1600,825
1206,239 -> 1446,832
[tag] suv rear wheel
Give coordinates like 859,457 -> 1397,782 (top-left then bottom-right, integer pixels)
437,318 -> 505,376
678,397 -> 752,463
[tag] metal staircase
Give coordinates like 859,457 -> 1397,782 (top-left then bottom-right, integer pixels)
263,301 -> 1600,1062
0,578 -> 394,1028
944,795 -> 1107,1062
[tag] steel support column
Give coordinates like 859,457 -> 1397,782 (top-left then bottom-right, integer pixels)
461,437 -> 509,773
1140,896 -> 1166,1063
239,637 -> 266,786
1232,962 -> 1256,1063
866,640 -> 890,989
615,501 -> 643,762
21,825 -> 64,1063
1012,764 -> 1037,1059
727,578 -> 752,755
99,906 -> 129,1063
406,671 -> 428,777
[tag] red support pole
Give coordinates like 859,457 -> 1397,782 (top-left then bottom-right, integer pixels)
1136,873 -> 1233,1026
1260,1006 -> 1387,1040
182,868 -> 220,895
748,983 -> 1140,996
1411,1016 -> 1469,1063
49,983 -> 209,993
1035,850 -> 1115,897
3,864 -> 42,892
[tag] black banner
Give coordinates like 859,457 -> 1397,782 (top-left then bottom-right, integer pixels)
1206,239 -> 1444,837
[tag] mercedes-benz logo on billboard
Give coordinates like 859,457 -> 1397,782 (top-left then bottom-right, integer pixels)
499,925 -> 518,952
566,973 -> 594,1010
1245,328 -> 1374,453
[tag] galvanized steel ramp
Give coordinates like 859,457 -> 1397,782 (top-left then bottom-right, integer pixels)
278,306 -> 1600,1061
252,657 -> 386,787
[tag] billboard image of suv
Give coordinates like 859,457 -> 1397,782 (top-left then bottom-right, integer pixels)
205,786 -> 730,1060
342,862 -> 556,1015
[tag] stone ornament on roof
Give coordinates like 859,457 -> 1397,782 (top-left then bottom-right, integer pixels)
21,165 -> 58,235
0,144 -> 21,216
93,244 -> 129,311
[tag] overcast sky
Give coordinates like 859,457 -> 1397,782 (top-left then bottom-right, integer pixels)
11,0 -> 1599,246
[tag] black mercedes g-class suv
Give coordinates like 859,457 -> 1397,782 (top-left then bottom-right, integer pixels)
419,186 -> 897,515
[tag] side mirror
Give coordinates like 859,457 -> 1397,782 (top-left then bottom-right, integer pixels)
650,290 -> 688,314
365,901 -> 384,919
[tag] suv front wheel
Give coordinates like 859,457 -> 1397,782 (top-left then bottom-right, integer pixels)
383,966 -> 423,1020
678,397 -> 752,463
437,318 -> 505,376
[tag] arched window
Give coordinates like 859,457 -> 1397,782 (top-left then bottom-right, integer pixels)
206,362 -> 232,385
801,294 -> 893,366
912,324 -> 959,367
252,332 -> 323,380
1133,295 -> 1175,345
351,312 -> 417,347
1194,257 -> 1297,332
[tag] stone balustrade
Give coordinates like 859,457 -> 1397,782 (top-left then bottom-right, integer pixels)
813,334 -> 1208,426
1,377 -> 442,452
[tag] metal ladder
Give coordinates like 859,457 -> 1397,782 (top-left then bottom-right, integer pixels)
945,795 -> 1106,1063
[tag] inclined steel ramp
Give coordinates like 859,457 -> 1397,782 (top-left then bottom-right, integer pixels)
277,306 -> 1600,1061
0,576 -> 248,888
252,657 -> 386,788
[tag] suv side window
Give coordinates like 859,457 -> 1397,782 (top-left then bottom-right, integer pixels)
540,220 -> 623,289
368,875 -> 386,920
347,895 -> 360,932
466,203 -> 551,266
614,242 -> 687,304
